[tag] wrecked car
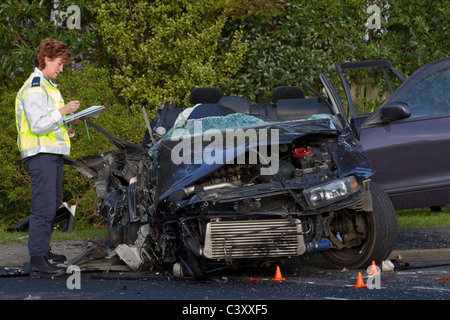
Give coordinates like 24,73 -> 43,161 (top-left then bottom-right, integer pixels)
67,84 -> 397,279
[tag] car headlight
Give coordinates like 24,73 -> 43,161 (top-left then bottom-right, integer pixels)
303,176 -> 360,209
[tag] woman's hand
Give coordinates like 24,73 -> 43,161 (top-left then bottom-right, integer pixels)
59,100 -> 80,116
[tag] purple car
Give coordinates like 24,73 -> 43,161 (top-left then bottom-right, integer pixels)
320,57 -> 450,210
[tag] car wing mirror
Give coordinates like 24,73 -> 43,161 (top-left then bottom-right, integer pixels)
380,102 -> 411,122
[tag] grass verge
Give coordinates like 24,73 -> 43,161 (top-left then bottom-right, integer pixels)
0,227 -> 107,244
396,206 -> 450,229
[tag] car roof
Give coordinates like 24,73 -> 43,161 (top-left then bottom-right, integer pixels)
383,57 -> 450,105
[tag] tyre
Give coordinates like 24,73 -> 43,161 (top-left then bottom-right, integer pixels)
321,181 -> 397,269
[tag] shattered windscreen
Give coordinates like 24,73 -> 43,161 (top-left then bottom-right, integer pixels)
164,113 -> 267,140
149,112 -> 373,201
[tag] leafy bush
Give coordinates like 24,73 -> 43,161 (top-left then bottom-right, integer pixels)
93,0 -> 247,110
220,1 -> 369,102
0,0 -> 97,90
221,0 -> 448,103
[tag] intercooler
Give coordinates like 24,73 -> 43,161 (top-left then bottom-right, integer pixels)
203,219 -> 306,260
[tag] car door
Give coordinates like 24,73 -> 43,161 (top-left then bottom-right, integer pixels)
358,58 -> 450,209
318,60 -> 405,134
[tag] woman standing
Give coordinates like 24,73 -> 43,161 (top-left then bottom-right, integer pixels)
15,38 -> 80,277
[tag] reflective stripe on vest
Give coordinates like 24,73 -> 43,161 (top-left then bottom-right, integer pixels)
15,70 -> 70,158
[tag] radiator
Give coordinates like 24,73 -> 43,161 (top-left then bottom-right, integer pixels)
203,219 -> 306,260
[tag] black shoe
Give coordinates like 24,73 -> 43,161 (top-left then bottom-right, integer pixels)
29,256 -> 66,278
47,251 -> 67,264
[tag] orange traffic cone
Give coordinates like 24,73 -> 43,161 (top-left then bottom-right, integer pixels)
368,261 -> 379,275
353,272 -> 367,287
272,266 -> 285,281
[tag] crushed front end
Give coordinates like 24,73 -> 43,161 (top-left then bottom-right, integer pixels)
70,113 -> 395,279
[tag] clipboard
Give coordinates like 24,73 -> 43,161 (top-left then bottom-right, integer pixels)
63,105 -> 105,123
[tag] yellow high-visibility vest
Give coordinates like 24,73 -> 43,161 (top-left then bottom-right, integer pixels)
15,68 -> 70,158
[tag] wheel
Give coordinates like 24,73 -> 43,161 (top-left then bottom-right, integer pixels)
321,181 -> 397,269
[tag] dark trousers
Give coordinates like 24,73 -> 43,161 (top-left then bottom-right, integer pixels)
23,153 -> 64,257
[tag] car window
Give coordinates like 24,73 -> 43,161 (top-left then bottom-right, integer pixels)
339,67 -> 403,118
394,66 -> 450,119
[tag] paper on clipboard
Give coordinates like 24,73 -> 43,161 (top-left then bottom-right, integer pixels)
63,105 -> 105,123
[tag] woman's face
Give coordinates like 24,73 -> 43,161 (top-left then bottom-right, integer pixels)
41,56 -> 64,80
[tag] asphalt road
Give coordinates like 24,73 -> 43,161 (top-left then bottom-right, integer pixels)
1,253 -> 449,300
0,227 -> 449,306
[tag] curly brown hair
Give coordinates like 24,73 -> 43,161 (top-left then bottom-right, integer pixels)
34,38 -> 72,70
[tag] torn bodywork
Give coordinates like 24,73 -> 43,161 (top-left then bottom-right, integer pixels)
69,94 -> 397,279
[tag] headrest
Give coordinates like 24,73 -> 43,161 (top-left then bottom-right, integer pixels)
189,87 -> 223,104
277,98 -> 332,120
272,86 -> 305,103
218,96 -> 251,114
187,104 -> 231,119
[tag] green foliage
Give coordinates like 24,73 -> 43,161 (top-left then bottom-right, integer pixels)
0,90 -> 30,202
220,0 -> 369,103
219,0 -> 287,20
397,206 -> 450,229
363,0 -> 449,75
221,0 -> 448,103
0,0 -> 51,88
93,0 -> 247,110
0,228 -> 107,243
0,0 -> 97,90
